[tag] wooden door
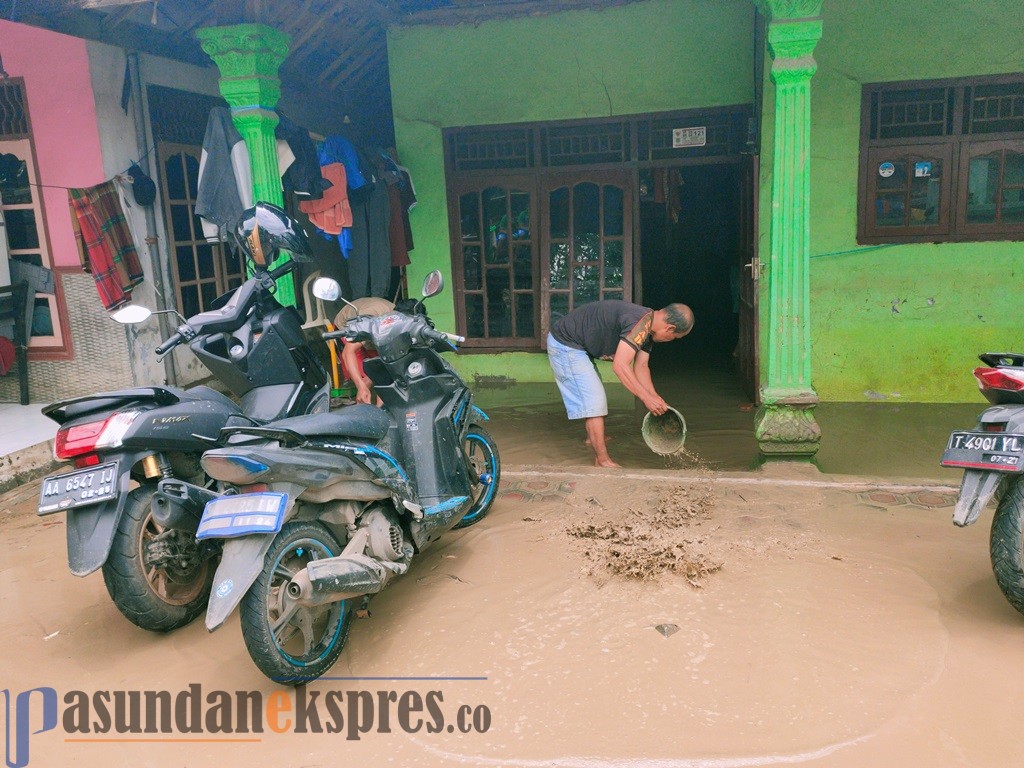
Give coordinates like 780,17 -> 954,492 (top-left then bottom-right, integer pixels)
737,155 -> 760,402
540,170 -> 633,345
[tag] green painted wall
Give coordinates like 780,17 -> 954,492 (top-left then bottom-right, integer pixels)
805,0 -> 1024,402
391,0 -> 1021,402
388,0 -> 755,383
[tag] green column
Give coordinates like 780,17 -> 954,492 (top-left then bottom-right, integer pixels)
753,0 -> 823,459
197,24 -> 295,306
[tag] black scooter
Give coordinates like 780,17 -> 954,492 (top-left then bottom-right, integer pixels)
941,353 -> 1024,618
194,270 -> 500,682
37,252 -> 329,632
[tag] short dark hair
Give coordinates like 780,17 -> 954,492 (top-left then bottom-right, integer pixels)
661,303 -> 694,334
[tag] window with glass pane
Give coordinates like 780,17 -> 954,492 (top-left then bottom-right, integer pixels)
0,134 -> 63,349
548,181 -> 628,321
964,144 -> 1024,227
860,75 -> 1024,243
455,185 -> 536,345
158,143 -> 235,314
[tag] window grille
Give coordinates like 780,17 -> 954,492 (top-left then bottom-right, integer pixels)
0,80 -> 29,138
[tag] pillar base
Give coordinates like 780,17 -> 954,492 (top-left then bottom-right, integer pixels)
754,399 -> 821,459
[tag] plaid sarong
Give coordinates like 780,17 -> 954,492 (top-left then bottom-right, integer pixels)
68,180 -> 143,309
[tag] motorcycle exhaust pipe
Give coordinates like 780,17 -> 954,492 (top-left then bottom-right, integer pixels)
286,553 -> 393,607
152,479 -> 220,533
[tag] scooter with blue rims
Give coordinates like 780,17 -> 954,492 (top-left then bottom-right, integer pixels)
195,269 -> 500,682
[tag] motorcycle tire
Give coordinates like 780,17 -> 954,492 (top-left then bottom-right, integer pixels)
240,521 -> 353,684
101,485 -> 214,632
989,477 -> 1024,617
454,425 -> 500,529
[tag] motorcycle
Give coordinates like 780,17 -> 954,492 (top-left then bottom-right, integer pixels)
941,352 -> 1024,616
36,203 -> 330,632
194,269 -> 500,682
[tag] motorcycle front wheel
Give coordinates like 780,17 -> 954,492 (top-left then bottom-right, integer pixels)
990,477 -> 1024,617
454,425 -> 500,529
240,521 -> 353,684
101,485 -> 214,632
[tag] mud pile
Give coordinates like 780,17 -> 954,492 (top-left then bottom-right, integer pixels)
566,467 -> 722,586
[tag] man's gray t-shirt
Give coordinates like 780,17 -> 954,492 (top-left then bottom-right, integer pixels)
550,300 -> 654,360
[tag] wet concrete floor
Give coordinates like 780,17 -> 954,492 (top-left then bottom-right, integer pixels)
474,352 -> 979,482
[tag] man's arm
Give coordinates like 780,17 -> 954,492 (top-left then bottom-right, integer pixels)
611,341 -> 669,415
341,341 -> 374,405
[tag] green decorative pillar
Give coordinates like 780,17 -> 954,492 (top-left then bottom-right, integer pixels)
753,0 -> 824,458
197,24 -> 295,306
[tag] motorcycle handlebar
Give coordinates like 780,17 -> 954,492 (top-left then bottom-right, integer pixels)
156,332 -> 184,356
268,260 -> 296,281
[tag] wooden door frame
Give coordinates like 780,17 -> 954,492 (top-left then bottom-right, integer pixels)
538,168 -> 634,346
738,154 -> 760,403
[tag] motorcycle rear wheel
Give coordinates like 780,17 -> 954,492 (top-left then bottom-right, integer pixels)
101,485 -> 214,632
989,477 -> 1024,617
454,425 -> 500,529
240,521 -> 352,684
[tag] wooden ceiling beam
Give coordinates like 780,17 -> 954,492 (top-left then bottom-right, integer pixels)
326,42 -> 384,91
99,4 -> 141,31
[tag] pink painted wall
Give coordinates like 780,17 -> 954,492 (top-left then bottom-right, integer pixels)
2,20 -> 105,268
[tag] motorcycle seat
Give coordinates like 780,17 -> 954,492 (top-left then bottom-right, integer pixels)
266,405 -> 391,442
185,385 -> 241,413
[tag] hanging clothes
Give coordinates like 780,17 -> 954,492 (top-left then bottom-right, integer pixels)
299,163 -> 352,236
277,113 -> 330,201
0,260 -> 53,341
318,135 -> 369,192
348,181 -> 392,300
68,180 -> 144,310
385,177 -> 410,268
195,106 -> 253,242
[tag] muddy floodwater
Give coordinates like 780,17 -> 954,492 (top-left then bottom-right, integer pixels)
4,355 -> 1018,766
5,465 -> 1024,767
475,353 -> 979,482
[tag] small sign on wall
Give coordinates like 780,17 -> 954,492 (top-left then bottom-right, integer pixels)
672,126 -> 706,148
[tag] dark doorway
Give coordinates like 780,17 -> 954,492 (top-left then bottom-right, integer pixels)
639,162 -> 756,402
640,162 -> 740,352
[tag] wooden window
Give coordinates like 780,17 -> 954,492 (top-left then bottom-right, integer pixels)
450,176 -> 538,349
0,78 -> 68,355
859,74 -> 1024,243
157,143 -> 243,317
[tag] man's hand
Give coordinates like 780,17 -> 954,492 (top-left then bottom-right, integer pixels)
355,378 -> 374,405
644,395 -> 669,415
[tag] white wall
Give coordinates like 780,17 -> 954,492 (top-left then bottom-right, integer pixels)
86,41 -> 220,388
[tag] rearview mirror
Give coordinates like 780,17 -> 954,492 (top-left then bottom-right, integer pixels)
312,277 -> 341,301
421,270 -> 443,299
110,305 -> 153,325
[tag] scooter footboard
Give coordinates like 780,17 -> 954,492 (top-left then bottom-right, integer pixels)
205,534 -> 276,631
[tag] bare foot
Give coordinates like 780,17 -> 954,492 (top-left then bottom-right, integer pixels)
594,457 -> 621,468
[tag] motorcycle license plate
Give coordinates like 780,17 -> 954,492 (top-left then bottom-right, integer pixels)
941,431 -> 1024,472
38,461 -> 119,515
196,492 -> 288,539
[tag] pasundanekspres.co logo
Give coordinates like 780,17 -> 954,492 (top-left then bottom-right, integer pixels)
3,680 -> 492,767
